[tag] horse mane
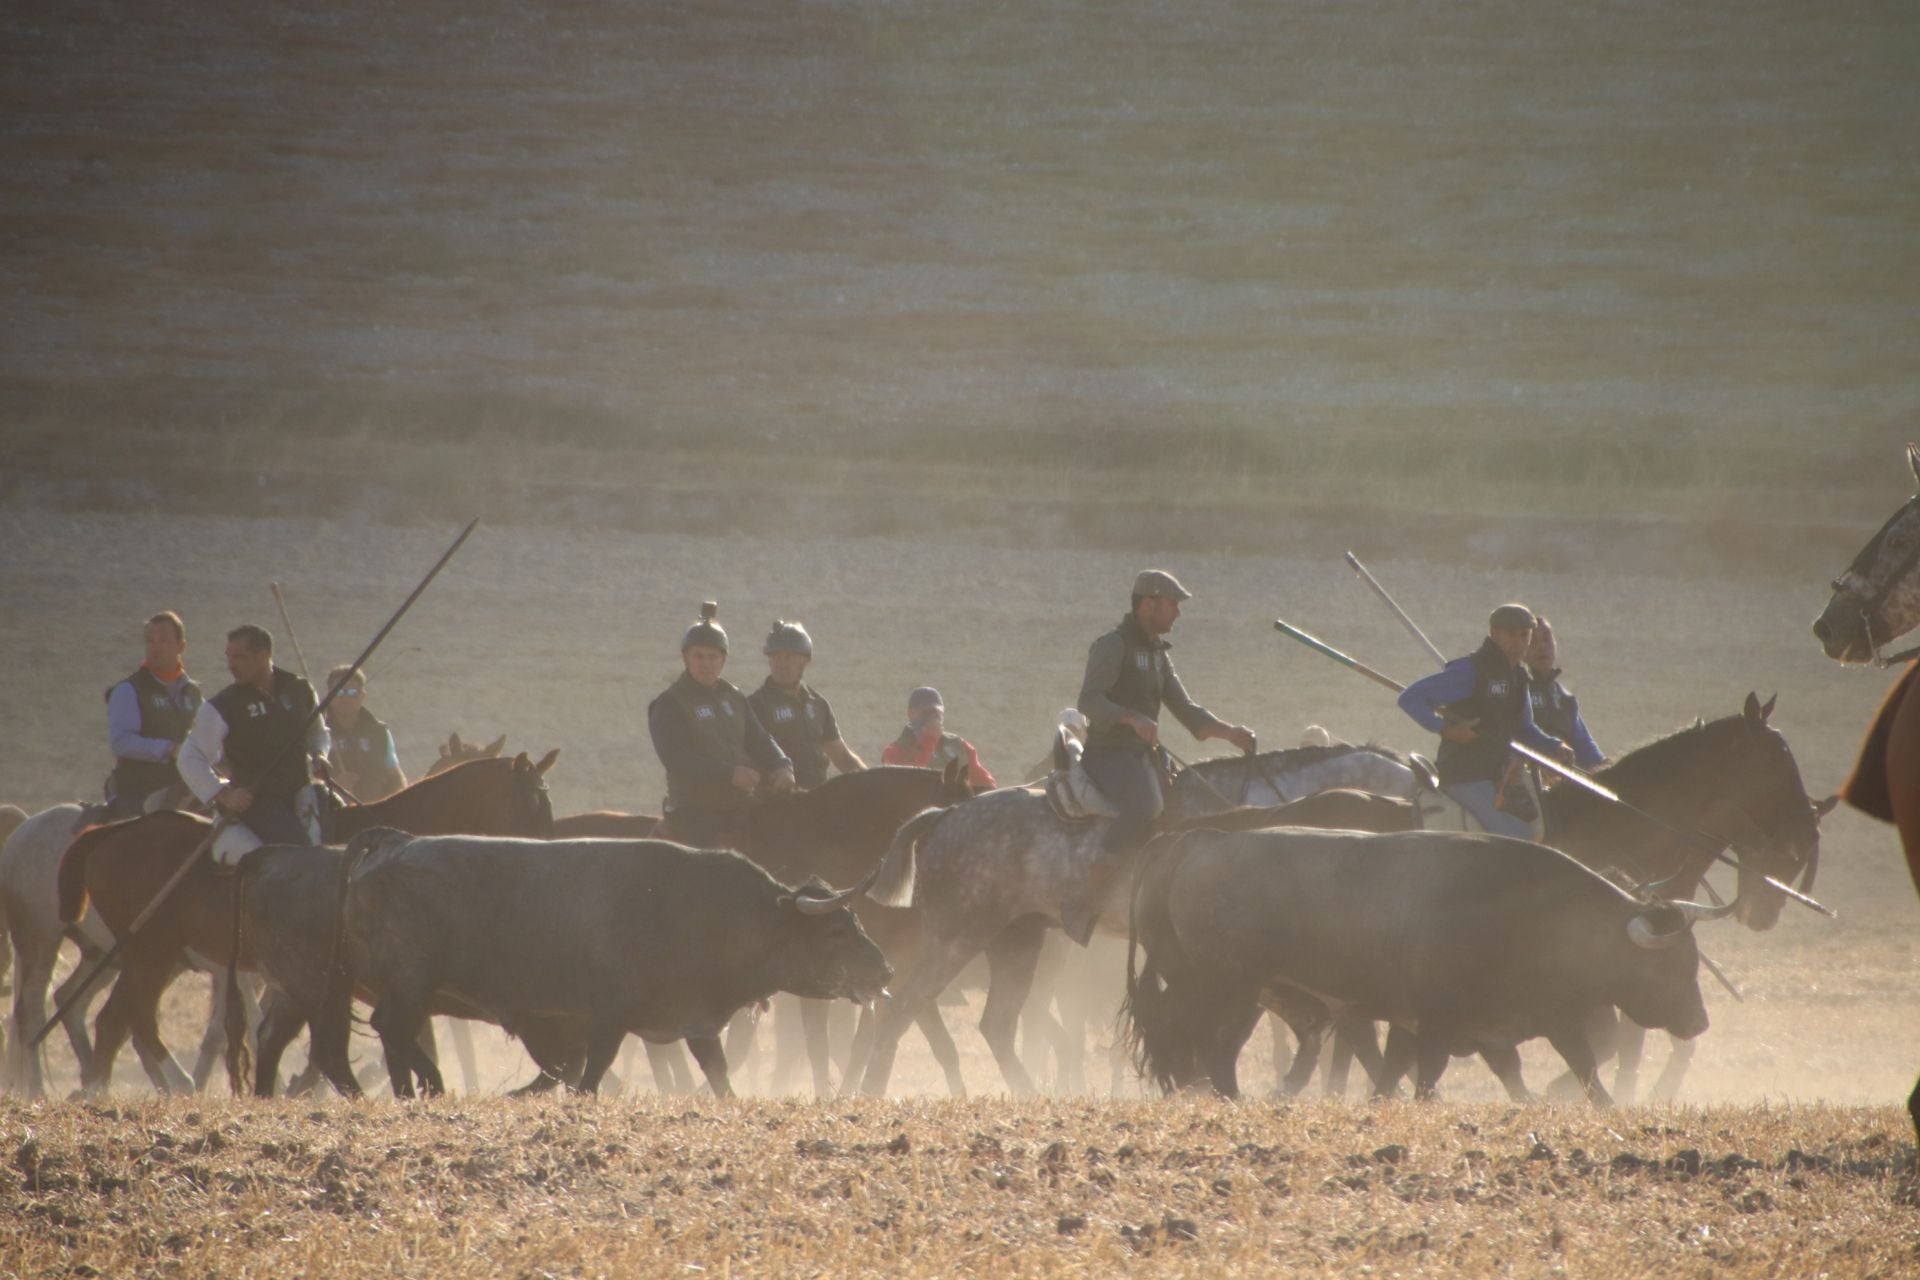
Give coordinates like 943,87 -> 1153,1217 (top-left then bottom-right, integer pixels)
1185,741 -> 1405,773
1590,714 -> 1737,792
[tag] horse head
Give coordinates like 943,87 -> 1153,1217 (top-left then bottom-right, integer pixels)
509,749 -> 559,837
428,731 -> 508,777
1703,692 -> 1822,930
1814,443 -> 1920,663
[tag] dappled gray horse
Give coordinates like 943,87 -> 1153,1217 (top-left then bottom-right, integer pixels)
857,745 -> 1415,1096
1813,443 -> 1920,664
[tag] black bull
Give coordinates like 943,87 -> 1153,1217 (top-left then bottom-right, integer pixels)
244,830 -> 892,1098
1121,827 -> 1713,1106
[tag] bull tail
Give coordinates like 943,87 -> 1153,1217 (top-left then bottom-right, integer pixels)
867,806 -> 947,909
1118,831 -> 1202,1094
313,839 -> 374,1097
222,861 -> 254,1094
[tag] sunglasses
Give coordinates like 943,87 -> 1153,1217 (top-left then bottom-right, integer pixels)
334,686 -> 364,698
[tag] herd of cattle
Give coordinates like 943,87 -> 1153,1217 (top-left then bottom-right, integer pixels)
0,693 -> 1832,1107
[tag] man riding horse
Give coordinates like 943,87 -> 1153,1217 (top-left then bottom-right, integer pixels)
746,619 -> 866,791
647,602 -> 795,849
102,610 -> 204,819
1397,603 -> 1573,839
1061,569 -> 1257,945
177,623 -> 330,854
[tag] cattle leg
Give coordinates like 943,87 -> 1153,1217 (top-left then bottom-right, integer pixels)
723,1007 -> 760,1090
1909,1071 -> 1920,1153
684,1033 -> 734,1098
369,999 -> 435,1099
1546,1024 -> 1613,1108
1475,1041 -> 1534,1102
860,935 -> 986,1098
1197,999 -> 1265,1099
573,1023 -> 629,1095
980,916 -> 1048,1096
1646,1033 -> 1695,1103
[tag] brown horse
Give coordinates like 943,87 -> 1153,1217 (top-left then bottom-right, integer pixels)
1822,444 -> 1920,1148
424,732 -> 508,778
55,751 -> 558,1094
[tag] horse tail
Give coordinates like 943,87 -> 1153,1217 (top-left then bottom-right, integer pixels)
867,806 -> 948,909
1119,830 -> 1203,1094
222,861 -> 254,1094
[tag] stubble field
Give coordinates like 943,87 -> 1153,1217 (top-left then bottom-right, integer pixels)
2,505 -> 1919,1275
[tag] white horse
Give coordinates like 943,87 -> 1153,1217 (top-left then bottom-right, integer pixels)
0,803 -> 256,1097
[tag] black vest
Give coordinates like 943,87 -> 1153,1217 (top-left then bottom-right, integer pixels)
1087,614 -> 1175,754
106,667 -> 203,803
209,667 -> 319,805
661,672 -> 753,810
750,680 -> 830,790
1434,638 -> 1532,786
1528,674 -> 1578,747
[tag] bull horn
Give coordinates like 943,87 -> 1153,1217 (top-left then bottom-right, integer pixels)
792,884 -> 856,915
1627,913 -> 1685,950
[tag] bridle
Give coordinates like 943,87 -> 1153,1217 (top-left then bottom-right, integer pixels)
1834,504 -> 1920,666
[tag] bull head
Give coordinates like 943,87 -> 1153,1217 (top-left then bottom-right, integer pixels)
787,857 -> 889,916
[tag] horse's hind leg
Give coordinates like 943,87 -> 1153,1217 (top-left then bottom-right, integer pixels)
7,921 -> 72,1097
914,1001 -> 968,1097
980,916 -> 1048,1096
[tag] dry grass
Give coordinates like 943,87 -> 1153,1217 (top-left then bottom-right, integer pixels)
2,1096 -> 1916,1278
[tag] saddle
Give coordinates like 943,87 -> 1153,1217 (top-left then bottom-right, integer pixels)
1042,729 -> 1169,824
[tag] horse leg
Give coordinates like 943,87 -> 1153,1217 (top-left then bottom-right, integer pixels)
980,916 -> 1048,1096
53,941 -> 113,1084
253,990 -> 309,1098
1612,1014 -> 1647,1104
441,1017 -> 480,1095
1909,1072 -> 1920,1154
794,997 -> 833,1098
92,957 -> 183,1096
860,933 -> 987,1098
8,925 -> 73,1098
643,1038 -> 693,1095
914,1000 -> 968,1097
1647,1034 -> 1696,1102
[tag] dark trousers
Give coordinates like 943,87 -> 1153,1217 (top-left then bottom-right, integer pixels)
1081,747 -> 1165,855
241,797 -> 311,847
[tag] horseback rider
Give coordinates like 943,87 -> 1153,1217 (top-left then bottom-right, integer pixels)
647,603 -> 794,849
1524,616 -> 1605,771
177,624 -> 330,848
746,620 -> 866,790
881,687 -> 997,788
1397,603 -> 1574,839
323,664 -> 408,801
1060,569 -> 1257,945
103,610 -> 204,819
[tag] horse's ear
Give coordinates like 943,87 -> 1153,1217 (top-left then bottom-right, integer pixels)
1907,442 -> 1920,489
484,734 -> 507,758
1742,692 -> 1763,723
533,748 -> 560,777
1813,793 -> 1840,821
511,751 -> 532,772
1760,693 -> 1777,722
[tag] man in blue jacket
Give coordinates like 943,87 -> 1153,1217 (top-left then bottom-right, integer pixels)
1397,603 -> 1573,839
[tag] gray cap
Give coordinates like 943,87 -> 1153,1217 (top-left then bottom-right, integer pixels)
680,601 -> 729,653
907,686 -> 944,713
1488,603 -> 1537,632
763,619 -> 813,657
1132,569 -> 1192,601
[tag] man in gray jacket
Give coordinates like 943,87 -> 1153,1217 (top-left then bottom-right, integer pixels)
1061,569 -> 1256,943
